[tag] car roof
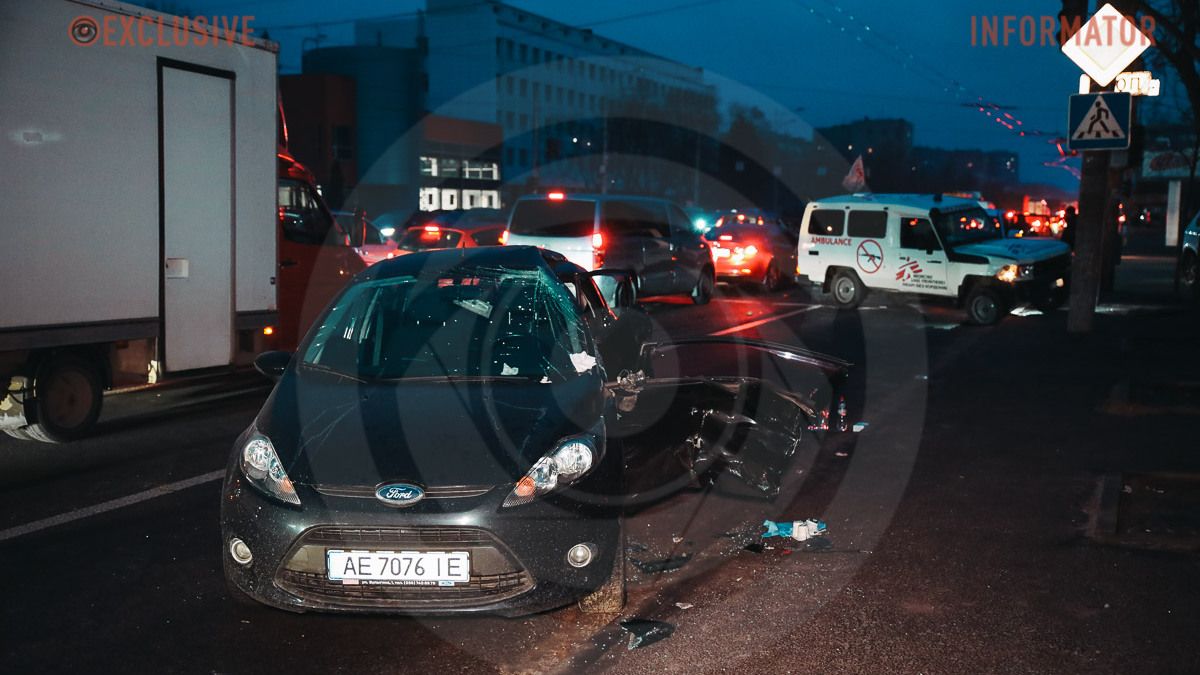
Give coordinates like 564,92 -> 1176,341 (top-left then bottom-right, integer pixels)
365,245 -> 550,280
808,193 -> 981,211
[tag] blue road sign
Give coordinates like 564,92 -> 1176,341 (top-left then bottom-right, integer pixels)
1068,92 -> 1132,151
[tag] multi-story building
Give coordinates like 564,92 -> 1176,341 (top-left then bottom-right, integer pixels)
815,118 -> 915,192
417,115 -> 503,212
357,0 -> 719,205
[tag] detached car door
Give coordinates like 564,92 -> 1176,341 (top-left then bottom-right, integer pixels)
611,338 -> 850,499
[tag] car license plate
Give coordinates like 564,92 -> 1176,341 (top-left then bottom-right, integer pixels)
714,248 -> 730,258
326,549 -> 470,586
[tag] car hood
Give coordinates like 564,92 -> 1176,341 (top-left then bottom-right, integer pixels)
954,237 -> 1069,263
257,368 -> 604,488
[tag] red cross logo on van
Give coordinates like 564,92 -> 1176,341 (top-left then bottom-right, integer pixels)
896,260 -> 923,281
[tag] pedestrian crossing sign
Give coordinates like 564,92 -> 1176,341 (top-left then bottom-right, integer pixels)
1068,92 -> 1131,151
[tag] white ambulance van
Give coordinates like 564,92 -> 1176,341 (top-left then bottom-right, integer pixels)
796,194 -> 1071,324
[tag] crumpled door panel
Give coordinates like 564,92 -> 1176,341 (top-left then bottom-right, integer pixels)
611,339 -> 849,501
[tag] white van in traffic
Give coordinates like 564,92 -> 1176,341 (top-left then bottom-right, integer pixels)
795,194 -> 1071,324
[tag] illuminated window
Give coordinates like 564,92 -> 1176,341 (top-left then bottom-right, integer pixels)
419,187 -> 439,211
464,161 -> 500,180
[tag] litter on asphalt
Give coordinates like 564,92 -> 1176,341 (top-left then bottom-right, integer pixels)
621,619 -> 675,650
762,519 -> 827,541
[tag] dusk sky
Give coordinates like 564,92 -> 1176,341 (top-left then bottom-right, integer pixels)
171,0 -> 1158,191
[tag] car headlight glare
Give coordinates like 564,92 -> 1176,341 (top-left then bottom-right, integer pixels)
240,434 -> 300,505
997,264 -> 1034,283
503,437 -> 595,507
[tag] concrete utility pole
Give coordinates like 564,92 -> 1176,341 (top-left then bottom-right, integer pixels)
1067,149 -> 1111,334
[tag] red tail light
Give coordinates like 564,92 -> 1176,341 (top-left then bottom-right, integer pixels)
499,230 -> 509,245
548,191 -> 566,201
424,225 -> 440,232
592,231 -> 605,269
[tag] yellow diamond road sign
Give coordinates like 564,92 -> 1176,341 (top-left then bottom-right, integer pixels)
1061,3 -> 1151,87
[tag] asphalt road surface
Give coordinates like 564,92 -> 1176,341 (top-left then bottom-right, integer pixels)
3,277 -> 1199,674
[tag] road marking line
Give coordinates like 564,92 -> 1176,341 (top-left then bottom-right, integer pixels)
0,469 -> 224,543
713,298 -> 815,307
708,306 -> 817,336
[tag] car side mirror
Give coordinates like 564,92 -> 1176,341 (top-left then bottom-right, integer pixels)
254,350 -> 291,381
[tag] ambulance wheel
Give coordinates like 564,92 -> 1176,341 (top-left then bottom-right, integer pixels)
966,286 -> 1005,325
830,269 -> 865,309
24,353 -> 104,443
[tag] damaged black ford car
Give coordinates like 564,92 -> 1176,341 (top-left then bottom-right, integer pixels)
220,245 -> 848,616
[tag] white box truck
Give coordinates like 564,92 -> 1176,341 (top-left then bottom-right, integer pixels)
0,0 -> 280,440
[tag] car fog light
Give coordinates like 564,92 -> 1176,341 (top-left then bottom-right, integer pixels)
230,538 -> 253,565
567,543 -> 595,568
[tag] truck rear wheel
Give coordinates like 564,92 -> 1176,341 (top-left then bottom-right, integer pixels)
830,269 -> 865,308
24,353 -> 104,443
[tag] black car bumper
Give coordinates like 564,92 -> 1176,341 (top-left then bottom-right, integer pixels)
220,471 -> 621,617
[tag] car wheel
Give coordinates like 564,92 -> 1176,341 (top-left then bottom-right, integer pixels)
3,427 -> 36,441
1182,252 -> 1198,302
691,267 -> 714,305
23,353 -> 103,443
829,269 -> 864,309
966,286 -> 1005,325
761,260 -> 784,293
578,522 -> 626,614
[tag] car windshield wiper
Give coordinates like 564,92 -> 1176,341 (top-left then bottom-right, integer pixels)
297,362 -> 368,383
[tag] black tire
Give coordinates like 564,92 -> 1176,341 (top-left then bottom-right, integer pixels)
578,522 -> 626,613
1182,252 -> 1198,302
24,353 -> 104,443
829,269 -> 865,309
761,260 -> 785,293
691,267 -> 714,305
965,285 -> 1005,325
3,428 -> 36,441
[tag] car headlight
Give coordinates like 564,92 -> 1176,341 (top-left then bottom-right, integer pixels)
996,264 -> 1034,283
502,436 -> 596,508
240,433 -> 301,505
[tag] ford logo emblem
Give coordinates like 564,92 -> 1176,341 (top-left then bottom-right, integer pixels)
375,483 -> 425,507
